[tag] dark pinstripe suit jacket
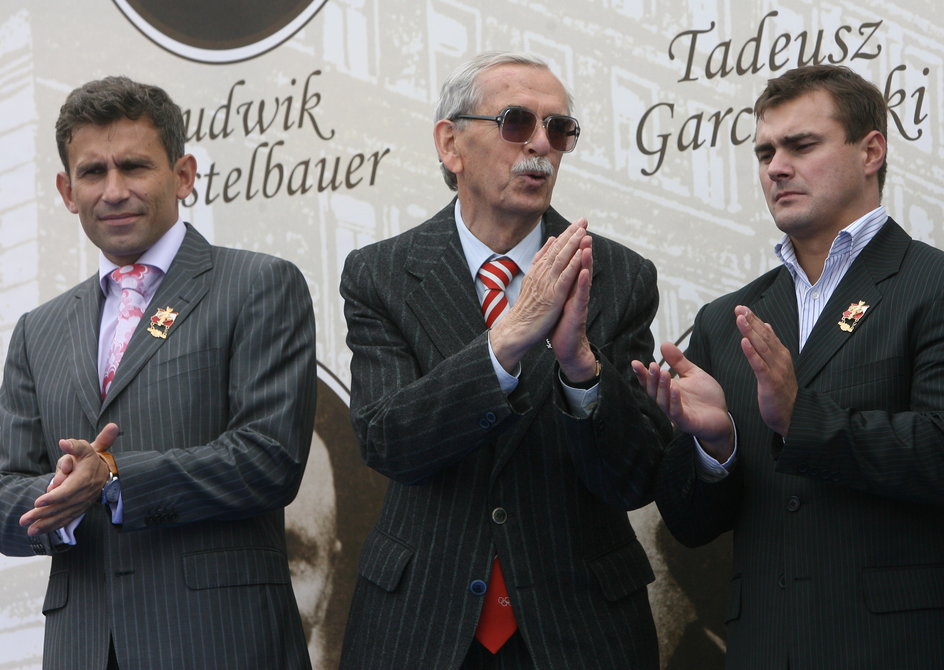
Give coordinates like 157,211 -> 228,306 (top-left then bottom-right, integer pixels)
0,225 -> 316,670
656,219 -> 944,670
338,202 -> 671,670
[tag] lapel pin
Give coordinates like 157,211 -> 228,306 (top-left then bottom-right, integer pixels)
838,300 -> 869,333
148,306 -> 178,339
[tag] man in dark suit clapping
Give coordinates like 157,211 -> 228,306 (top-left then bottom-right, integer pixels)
633,65 -> 944,669
339,51 -> 670,670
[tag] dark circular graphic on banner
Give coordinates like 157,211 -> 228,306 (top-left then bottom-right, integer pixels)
113,0 -> 329,63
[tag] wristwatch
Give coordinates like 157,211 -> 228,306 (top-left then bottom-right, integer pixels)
563,358 -> 602,390
98,451 -> 121,505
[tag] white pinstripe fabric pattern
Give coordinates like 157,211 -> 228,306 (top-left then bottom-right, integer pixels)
657,219 -> 944,669
338,202 -> 671,670
0,225 -> 316,670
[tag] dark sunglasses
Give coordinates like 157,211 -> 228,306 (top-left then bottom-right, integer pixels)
453,106 -> 580,152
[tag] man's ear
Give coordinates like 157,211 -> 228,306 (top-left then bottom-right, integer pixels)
862,129 -> 886,178
433,119 -> 463,177
174,154 -> 197,200
55,172 -> 79,214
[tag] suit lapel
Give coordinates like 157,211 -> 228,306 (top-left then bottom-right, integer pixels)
68,276 -> 107,427
404,205 -> 484,358
100,226 -> 213,414
751,268 -> 801,359
795,219 -> 907,387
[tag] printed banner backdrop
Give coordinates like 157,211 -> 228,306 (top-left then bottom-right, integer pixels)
0,1 -> 940,667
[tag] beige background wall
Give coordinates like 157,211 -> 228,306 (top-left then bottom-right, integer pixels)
0,1 -> 940,667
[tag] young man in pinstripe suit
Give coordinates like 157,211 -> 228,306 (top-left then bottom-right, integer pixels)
339,52 -> 671,670
633,65 -> 944,669
1,76 -> 316,669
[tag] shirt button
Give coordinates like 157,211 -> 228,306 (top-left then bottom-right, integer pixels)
469,579 -> 487,596
786,496 -> 801,512
491,507 -> 508,524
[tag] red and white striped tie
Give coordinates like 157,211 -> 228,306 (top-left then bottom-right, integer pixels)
474,257 -> 521,653
478,257 -> 520,328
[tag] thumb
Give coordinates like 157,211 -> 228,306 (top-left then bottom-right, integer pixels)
93,423 -> 121,452
660,341 -> 696,376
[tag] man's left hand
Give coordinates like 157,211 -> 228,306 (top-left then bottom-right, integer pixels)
735,305 -> 797,437
550,233 -> 596,382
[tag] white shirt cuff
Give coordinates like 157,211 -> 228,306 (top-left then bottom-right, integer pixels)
559,372 -> 599,419
693,413 -> 737,482
487,331 -> 520,394
55,515 -> 83,546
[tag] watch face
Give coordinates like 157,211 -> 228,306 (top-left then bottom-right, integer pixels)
103,478 -> 121,504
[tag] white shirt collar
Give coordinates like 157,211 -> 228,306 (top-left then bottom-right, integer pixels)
453,200 -> 543,278
774,205 -> 888,277
98,218 -> 187,294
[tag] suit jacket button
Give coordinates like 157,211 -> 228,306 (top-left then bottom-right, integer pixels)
469,579 -> 487,596
479,418 -> 491,429
491,507 -> 508,524
778,573 -> 786,589
786,496 -> 801,512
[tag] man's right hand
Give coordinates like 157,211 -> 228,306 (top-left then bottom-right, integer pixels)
19,423 -> 121,536
489,219 -> 590,372
631,343 -> 735,462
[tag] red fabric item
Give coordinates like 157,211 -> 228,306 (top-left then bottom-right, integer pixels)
474,556 -> 518,653
478,257 -> 520,328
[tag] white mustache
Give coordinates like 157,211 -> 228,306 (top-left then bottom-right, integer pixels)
511,156 -> 554,177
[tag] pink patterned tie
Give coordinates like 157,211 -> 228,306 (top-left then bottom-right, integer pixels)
478,257 -> 520,328
102,264 -> 158,397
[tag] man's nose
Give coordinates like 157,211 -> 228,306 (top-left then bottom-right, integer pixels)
102,169 -> 130,202
526,122 -> 552,155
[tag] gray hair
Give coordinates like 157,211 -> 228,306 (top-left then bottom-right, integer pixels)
435,51 -> 574,191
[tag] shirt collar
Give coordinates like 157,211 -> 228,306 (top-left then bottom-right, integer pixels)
98,218 -> 187,294
775,205 -> 888,277
454,199 -> 544,279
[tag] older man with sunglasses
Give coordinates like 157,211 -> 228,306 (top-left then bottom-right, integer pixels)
339,51 -> 670,670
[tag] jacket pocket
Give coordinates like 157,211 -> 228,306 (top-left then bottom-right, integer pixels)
862,564 -> 944,613
42,570 -> 69,615
358,530 -> 414,593
183,547 -> 290,590
588,541 -> 655,602
152,347 -> 224,382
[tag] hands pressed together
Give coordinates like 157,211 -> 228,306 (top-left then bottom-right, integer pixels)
19,423 -> 120,537
631,306 -> 797,462
489,218 -> 598,383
